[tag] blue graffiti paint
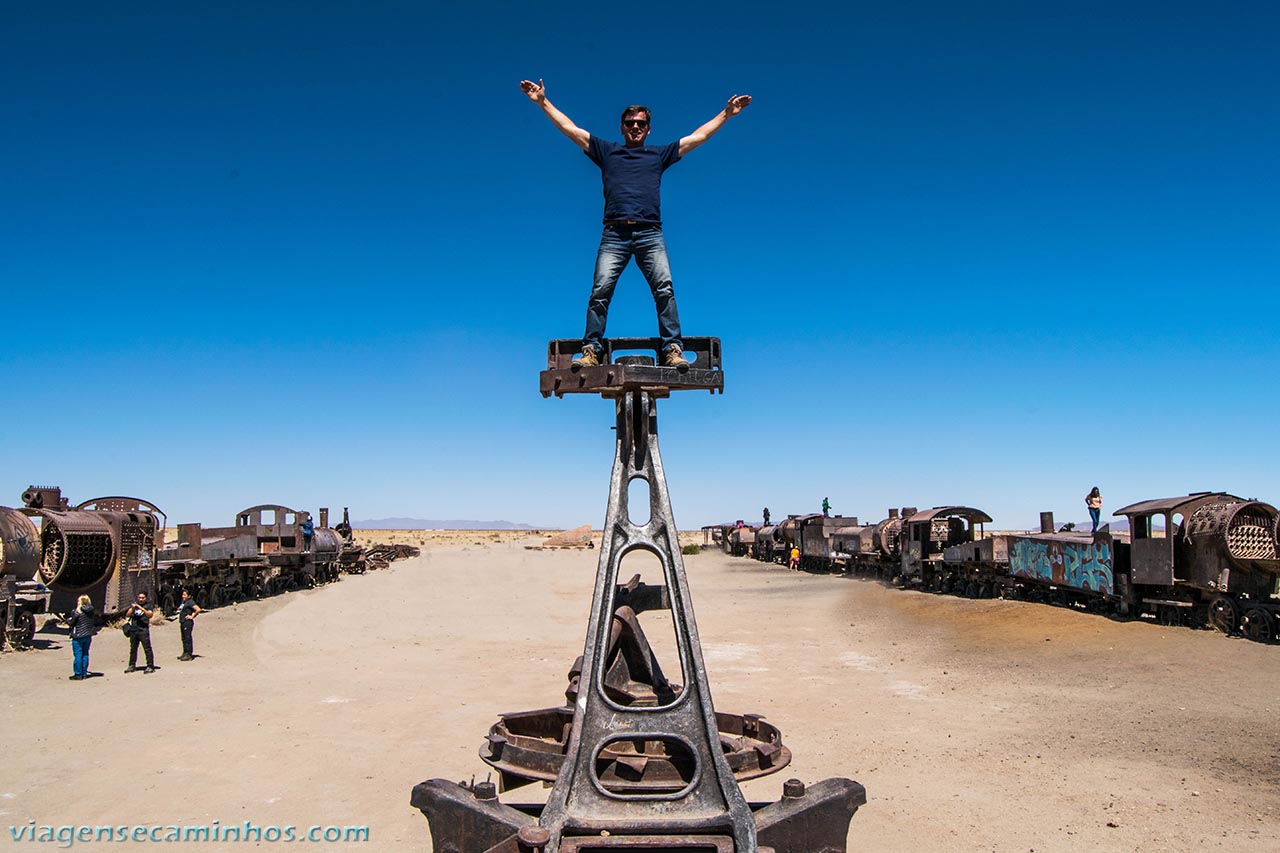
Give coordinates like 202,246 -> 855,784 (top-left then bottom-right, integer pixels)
1009,536 -> 1114,596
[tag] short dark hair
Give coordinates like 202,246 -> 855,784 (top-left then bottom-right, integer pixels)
620,104 -> 651,123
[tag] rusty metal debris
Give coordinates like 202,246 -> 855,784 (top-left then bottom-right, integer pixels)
363,542 -> 421,569
412,339 -> 864,851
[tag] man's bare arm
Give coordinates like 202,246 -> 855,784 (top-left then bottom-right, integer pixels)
519,79 -> 590,151
678,95 -> 752,157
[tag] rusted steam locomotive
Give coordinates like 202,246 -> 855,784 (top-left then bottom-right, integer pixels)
154,505 -> 367,614
0,486 -> 164,648
737,491 -> 1280,644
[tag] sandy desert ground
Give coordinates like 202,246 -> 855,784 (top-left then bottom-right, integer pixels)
4,532 -> 1280,852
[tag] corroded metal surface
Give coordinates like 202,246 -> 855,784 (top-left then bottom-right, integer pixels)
414,340 -> 864,850
0,507 -> 40,583
538,387 -> 756,844
540,337 -> 723,398
8,485 -> 162,617
479,588 -> 793,794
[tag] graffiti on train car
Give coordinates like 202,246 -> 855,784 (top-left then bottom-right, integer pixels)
1009,536 -> 1114,595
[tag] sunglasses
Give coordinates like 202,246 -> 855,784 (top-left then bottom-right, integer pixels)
623,119 -> 649,128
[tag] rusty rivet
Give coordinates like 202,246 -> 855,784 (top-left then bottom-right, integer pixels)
474,781 -> 498,800
517,825 -> 551,846
783,778 -> 806,798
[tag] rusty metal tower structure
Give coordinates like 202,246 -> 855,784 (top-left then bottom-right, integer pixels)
412,338 -> 864,852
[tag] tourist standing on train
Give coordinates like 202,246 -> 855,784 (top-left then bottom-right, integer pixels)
66,594 -> 96,680
1086,487 -> 1103,533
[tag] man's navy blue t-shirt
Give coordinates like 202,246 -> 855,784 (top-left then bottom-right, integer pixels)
586,135 -> 682,224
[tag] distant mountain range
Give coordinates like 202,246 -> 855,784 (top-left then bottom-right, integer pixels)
353,518 -> 542,530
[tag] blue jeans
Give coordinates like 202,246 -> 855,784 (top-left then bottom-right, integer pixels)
583,224 -> 682,356
1089,507 -> 1101,532
72,636 -> 91,677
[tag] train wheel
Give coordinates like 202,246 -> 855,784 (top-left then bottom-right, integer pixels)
7,610 -> 36,648
1208,598 -> 1239,635
1240,608 -> 1275,644
207,586 -> 223,609
160,590 -> 178,617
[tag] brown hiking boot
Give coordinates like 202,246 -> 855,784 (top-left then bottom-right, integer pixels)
664,345 -> 690,371
573,347 -> 601,371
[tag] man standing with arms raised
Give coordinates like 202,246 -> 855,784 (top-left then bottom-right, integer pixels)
519,79 -> 751,369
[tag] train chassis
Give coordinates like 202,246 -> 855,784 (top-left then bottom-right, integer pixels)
910,562 -> 1278,644
154,562 -> 332,615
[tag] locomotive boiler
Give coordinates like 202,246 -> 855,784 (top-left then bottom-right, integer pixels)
0,487 -> 164,646
1,506 -> 44,648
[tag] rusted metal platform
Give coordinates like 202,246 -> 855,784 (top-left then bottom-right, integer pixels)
540,337 -> 723,398
413,339 -> 863,852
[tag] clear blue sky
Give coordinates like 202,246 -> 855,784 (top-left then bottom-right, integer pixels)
4,1 -> 1278,530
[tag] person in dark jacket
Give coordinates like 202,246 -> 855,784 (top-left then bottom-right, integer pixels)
66,594 -> 96,680
124,592 -> 156,674
177,589 -> 202,661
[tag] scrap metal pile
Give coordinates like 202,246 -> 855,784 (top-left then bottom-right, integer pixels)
412,339 -> 864,852
364,543 -> 422,570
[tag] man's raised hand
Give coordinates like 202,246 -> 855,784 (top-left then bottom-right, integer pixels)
520,79 -> 546,103
726,95 -> 752,117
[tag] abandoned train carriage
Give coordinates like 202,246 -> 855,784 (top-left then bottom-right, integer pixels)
798,515 -> 863,571
752,523 -> 784,563
899,505 -> 992,586
935,515 -> 1127,605
731,491 -> 1280,644
155,504 -> 363,613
